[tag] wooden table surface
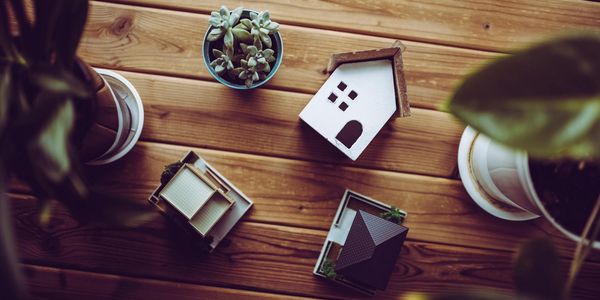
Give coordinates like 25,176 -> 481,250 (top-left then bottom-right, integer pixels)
9,1 -> 600,299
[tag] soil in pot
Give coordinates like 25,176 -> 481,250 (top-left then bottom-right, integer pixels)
529,159 -> 600,239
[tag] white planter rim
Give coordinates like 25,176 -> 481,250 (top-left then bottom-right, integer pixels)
86,68 -> 144,165
459,126 -> 600,248
458,126 -> 539,221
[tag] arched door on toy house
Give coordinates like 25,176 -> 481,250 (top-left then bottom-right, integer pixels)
335,120 -> 363,149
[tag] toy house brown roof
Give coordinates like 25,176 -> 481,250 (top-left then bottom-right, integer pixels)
335,210 -> 408,290
327,41 -> 410,118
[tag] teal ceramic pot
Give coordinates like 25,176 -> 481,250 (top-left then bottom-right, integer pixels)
202,10 -> 283,90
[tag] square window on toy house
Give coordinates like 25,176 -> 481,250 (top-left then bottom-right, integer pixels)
328,92 -> 338,102
348,90 -> 358,100
337,81 -> 347,91
339,102 -> 349,111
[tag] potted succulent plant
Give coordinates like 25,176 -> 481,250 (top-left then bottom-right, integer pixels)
447,34 -> 600,298
1,1 -> 153,299
202,6 -> 283,89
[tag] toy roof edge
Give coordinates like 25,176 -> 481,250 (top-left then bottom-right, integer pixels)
326,40 -> 410,118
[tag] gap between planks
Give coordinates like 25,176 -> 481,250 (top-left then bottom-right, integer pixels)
95,0 -> 600,53
6,140 -> 599,264
23,264 -> 318,300
96,0 -> 505,54
80,1 -> 501,110
10,194 -> 600,300
88,67 -> 465,178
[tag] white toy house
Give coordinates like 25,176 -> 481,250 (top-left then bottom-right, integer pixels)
299,41 -> 410,160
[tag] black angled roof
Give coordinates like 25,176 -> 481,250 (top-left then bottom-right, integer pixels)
335,210 -> 408,290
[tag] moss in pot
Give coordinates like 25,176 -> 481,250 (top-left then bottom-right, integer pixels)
203,6 -> 283,89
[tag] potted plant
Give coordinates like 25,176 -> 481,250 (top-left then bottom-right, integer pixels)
202,6 -> 283,89
447,34 -> 600,298
1,1 -> 153,299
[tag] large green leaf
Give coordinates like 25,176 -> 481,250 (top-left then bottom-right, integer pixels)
30,99 -> 75,183
447,35 -> 600,159
0,63 -> 11,134
29,66 -> 90,98
513,238 -> 562,300
53,0 -> 89,68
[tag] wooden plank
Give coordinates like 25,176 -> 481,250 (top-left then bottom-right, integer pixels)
81,1 -> 496,110
11,194 -> 600,300
101,0 -> 600,53
25,265 -> 313,300
119,70 -> 462,177
10,141 -> 598,262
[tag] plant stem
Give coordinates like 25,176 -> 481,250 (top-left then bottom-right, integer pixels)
563,194 -> 600,299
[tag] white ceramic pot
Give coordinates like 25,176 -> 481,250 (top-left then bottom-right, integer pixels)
86,69 -> 144,165
458,126 -> 600,249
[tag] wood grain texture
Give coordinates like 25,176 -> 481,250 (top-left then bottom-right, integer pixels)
81,1 -> 496,109
102,0 -> 600,52
11,194 -> 600,300
25,265 -> 313,300
11,141 -> 598,262
119,70 -> 463,177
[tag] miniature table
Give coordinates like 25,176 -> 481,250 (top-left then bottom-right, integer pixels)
10,1 -> 600,299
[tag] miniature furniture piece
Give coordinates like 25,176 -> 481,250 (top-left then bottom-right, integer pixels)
299,42 -> 410,160
9,1 -> 600,299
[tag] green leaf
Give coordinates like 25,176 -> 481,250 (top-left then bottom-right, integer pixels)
228,7 -> 242,25
223,29 -> 234,50
249,11 -> 258,20
31,99 -> 75,183
260,32 -> 272,48
447,35 -> 600,159
219,6 -> 229,18
53,0 -> 89,68
207,28 -> 224,41
239,19 -> 252,30
231,67 -> 243,77
214,64 -> 225,74
209,14 -> 221,27
261,11 -> 270,23
263,48 -> 274,59
0,63 -> 11,134
225,46 -> 234,58
212,49 -> 224,57
30,67 -> 90,98
232,28 -> 252,43
265,21 -> 279,32
253,36 -> 263,50
247,46 -> 259,56
248,57 -> 257,67
513,238 -> 562,300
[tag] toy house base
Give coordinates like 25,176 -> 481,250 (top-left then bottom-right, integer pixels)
148,151 -> 253,252
313,190 -> 407,296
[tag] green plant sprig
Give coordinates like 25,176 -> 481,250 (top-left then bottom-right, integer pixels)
208,6 -> 279,87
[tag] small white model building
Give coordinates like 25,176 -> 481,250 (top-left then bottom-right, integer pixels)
148,151 -> 253,252
299,41 -> 410,160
